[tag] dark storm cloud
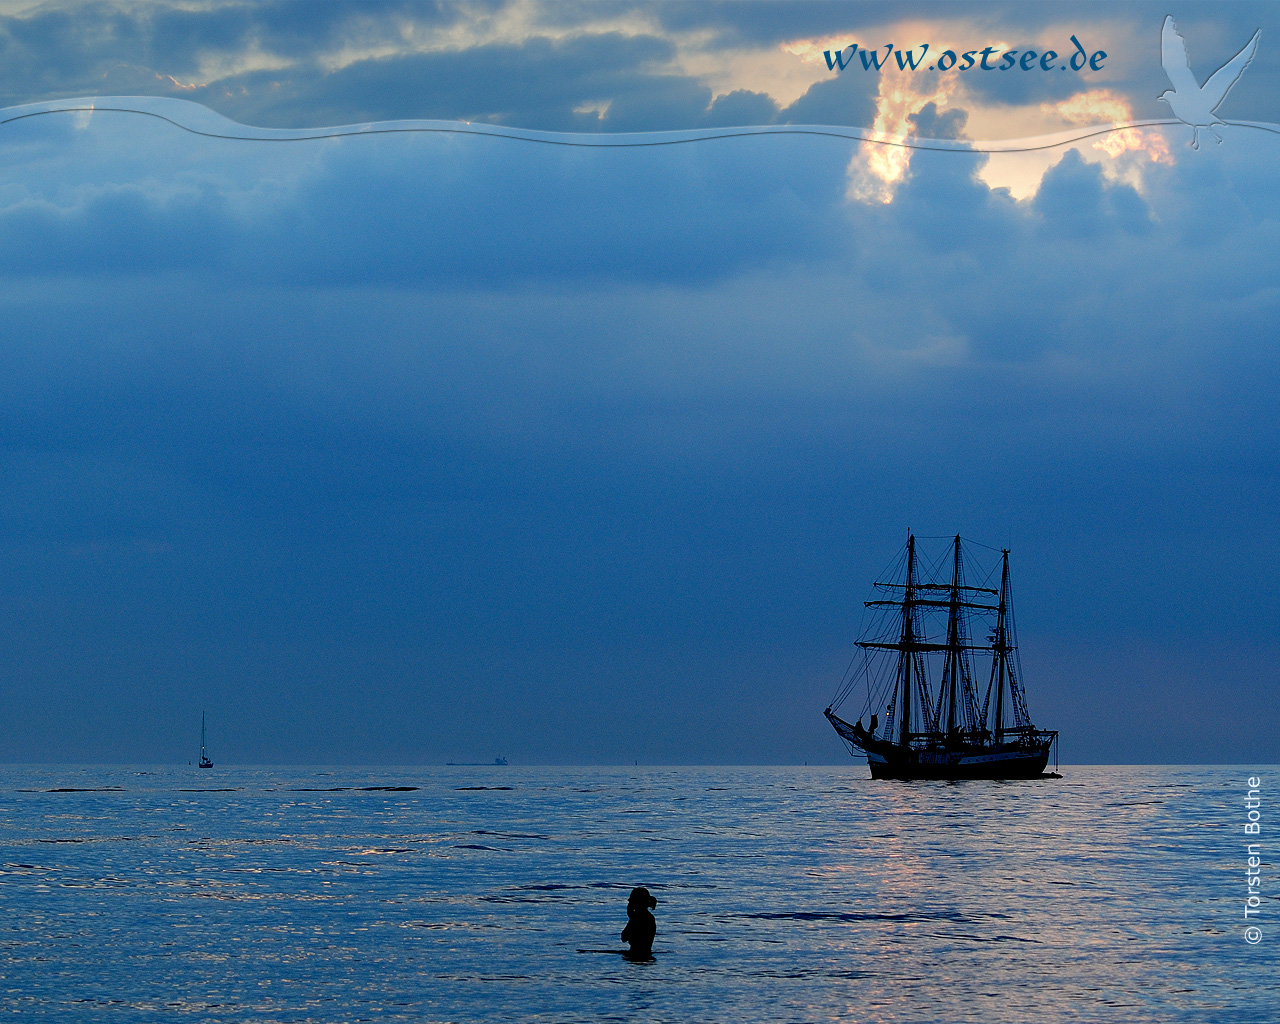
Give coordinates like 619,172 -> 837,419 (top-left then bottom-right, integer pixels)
0,1 -> 728,130
647,1 -> 1120,49
2,109 -> 1275,484
0,0 -> 477,87
196,33 -> 707,131
0,108 -> 853,283
907,102 -> 968,140
1031,149 -> 1151,236
0,2 -> 509,118
778,73 -> 876,131
2,104 -> 1271,378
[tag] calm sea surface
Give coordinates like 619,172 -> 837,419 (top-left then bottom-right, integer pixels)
0,765 -> 1273,1023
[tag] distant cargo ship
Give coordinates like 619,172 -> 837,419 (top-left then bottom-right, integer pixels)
825,534 -> 1058,780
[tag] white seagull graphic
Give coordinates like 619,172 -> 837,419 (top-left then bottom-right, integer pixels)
1159,16 -> 1260,149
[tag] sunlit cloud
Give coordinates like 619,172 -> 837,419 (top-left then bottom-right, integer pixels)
779,37 -> 846,66
189,48 -> 296,84
316,0 -> 662,72
846,66 -> 957,204
681,43 -> 828,112
968,88 -> 1173,201
780,18 -> 1172,204
1046,90 -> 1172,163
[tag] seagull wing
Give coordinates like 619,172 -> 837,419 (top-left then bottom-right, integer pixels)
1161,16 -> 1200,94
1202,29 -> 1260,113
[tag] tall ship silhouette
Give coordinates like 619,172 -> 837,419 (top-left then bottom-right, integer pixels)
825,534 -> 1058,780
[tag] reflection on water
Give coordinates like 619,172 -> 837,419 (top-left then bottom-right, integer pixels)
0,765 -> 1272,1022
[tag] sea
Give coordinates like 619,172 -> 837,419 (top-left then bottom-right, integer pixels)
0,764 -> 1273,1023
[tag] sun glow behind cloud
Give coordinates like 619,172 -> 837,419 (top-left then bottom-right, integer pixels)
846,66 -> 957,204
837,76 -> 1172,204
1046,90 -> 1172,163
971,90 -> 1173,200
778,19 -> 1176,204
781,25 -> 986,204
611,10 -> 1169,206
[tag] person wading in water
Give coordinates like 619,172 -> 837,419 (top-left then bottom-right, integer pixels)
621,886 -> 657,960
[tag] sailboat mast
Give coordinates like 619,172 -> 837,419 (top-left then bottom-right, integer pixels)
992,550 -> 1010,744
899,534 -> 917,746
201,712 -> 207,760
945,535 -> 962,735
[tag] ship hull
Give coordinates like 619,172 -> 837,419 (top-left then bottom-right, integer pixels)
864,747 -> 1051,780
826,709 -> 1055,780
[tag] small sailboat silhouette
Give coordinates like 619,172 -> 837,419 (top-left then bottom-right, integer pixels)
199,712 -> 214,769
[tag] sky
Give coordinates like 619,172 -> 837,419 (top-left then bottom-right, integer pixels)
0,0 -> 1277,765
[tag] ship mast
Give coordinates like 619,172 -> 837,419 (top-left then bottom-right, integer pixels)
857,535 -> 998,745
199,711 -> 213,768
944,535 -> 962,736
990,550 -> 1011,744
898,534 -> 917,746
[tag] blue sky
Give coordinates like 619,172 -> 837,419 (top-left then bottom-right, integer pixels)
0,1 -> 1277,764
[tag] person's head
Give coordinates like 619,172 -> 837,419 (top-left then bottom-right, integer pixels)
627,886 -> 656,912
